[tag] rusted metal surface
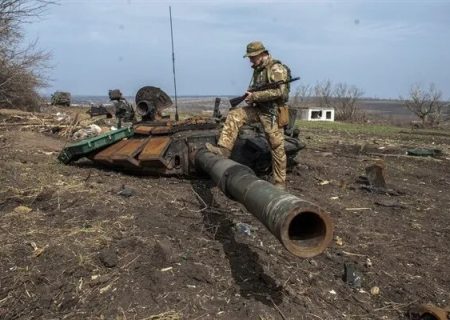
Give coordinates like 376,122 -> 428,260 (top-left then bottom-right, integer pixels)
134,118 -> 217,137
409,304 -> 450,320
111,139 -> 148,167
195,150 -> 333,257
135,86 -> 172,112
134,125 -> 154,135
135,86 -> 172,121
150,126 -> 172,135
91,139 -> 130,165
139,137 -> 171,162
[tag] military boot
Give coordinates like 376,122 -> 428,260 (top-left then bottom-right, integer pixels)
205,143 -> 231,158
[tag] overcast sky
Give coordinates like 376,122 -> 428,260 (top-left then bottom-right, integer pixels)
24,0 -> 450,98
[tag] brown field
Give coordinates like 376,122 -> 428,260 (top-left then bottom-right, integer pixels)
0,105 -> 449,319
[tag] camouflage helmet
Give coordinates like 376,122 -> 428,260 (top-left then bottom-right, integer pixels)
243,41 -> 268,58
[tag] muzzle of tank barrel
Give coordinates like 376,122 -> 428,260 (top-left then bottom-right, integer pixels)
136,100 -> 156,116
195,150 -> 333,258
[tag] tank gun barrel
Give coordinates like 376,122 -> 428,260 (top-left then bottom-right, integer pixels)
195,150 -> 333,258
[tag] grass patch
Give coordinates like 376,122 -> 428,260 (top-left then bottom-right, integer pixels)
296,120 -> 403,136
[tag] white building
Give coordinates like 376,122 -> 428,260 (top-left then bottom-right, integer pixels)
300,107 -> 335,121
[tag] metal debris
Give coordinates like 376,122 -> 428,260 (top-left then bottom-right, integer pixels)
234,222 -> 253,236
117,185 -> 136,197
407,148 -> 443,157
343,263 -> 362,288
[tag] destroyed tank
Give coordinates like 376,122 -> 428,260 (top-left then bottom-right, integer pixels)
59,86 -> 304,176
58,86 -> 333,258
51,91 -> 71,106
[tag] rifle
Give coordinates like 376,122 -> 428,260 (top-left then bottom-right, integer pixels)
229,76 -> 300,108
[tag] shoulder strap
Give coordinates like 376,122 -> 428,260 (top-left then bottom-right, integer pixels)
266,59 -> 292,83
265,59 -> 280,83
266,59 -> 292,103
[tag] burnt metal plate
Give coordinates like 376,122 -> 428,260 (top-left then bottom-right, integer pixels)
139,137 -> 171,161
92,139 -> 130,164
111,139 -> 148,167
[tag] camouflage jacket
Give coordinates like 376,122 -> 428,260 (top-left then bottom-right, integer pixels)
249,56 -> 289,106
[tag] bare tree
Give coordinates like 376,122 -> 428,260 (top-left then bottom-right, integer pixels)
313,80 -> 334,109
292,83 -> 312,108
403,83 -> 447,127
334,82 -> 364,121
0,0 -> 54,110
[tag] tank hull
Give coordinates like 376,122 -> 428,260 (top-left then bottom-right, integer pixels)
79,124 -> 303,176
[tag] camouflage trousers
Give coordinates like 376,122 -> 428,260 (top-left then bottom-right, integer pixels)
218,106 -> 287,184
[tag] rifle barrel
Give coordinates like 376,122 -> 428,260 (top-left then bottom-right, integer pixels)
229,76 -> 300,108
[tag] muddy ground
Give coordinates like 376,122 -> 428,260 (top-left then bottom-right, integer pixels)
0,108 -> 449,320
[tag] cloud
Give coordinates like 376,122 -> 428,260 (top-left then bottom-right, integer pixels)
23,0 -> 450,97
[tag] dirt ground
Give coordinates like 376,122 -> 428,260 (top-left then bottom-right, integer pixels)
0,107 -> 449,320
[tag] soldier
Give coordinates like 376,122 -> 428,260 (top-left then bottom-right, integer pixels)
206,41 -> 291,189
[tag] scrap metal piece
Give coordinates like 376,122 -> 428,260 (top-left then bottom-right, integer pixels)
407,148 -> 443,157
343,263 -> 362,288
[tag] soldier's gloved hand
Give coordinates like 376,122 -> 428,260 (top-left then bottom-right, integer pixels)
244,91 -> 254,103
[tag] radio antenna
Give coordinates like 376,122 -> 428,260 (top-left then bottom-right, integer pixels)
169,6 -> 179,121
